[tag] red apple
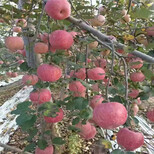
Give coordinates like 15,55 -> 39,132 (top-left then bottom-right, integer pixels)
37,64 -> 62,82
30,89 -> 51,104
93,102 -> 127,129
35,145 -> 54,154
45,0 -> 71,20
22,74 -> 38,86
90,95 -> 104,109
117,128 -> 144,151
88,67 -> 105,80
49,30 -> 74,50
147,108 -> 154,122
44,108 -> 64,123
75,122 -> 96,140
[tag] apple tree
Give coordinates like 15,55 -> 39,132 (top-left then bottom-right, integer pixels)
0,0 -> 154,153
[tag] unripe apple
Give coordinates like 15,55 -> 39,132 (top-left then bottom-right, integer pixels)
87,58 -> 91,63
98,6 -> 106,14
91,15 -> 105,27
117,49 -> 125,54
136,34 -> 148,46
45,0 -> 71,20
18,60 -> 24,64
34,42 -> 48,54
101,50 -> 110,56
136,97 -> 141,105
44,108 -> 64,123
35,145 -> 54,154
146,27 -> 154,36
15,19 -> 27,27
121,9 -> 127,16
6,62 -> 10,65
64,50 -> 72,56
0,61 -> 4,64
108,35 -> 117,42
93,102 -> 127,129
0,18 -> 4,23
97,15 -> 105,23
129,57 -> 143,69
88,41 -> 98,49
90,95 -> 104,109
21,49 -> 26,57
103,78 -> 112,86
11,72 -> 18,77
75,122 -> 96,140
5,37 -> 24,52
38,33 -> 49,43
132,104 -> 139,116
117,128 -> 144,151
123,14 -> 131,23
6,72 -> 12,77
13,26 -> 22,33
147,108 -> 154,122
94,58 -> 107,69
30,89 -> 51,104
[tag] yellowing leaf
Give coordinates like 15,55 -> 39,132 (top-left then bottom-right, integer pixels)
101,139 -> 112,149
141,29 -> 145,32
123,34 -> 134,41
146,3 -> 153,7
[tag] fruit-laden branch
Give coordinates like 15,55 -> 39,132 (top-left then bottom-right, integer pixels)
0,142 -> 32,154
67,16 -> 154,63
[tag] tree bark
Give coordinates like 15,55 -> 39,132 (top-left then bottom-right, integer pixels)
18,0 -> 38,68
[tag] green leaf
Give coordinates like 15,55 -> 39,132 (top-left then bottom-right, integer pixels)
79,107 -> 93,120
79,79 -> 91,89
44,130 -> 51,135
27,128 -> 38,141
132,8 -> 153,19
126,152 -> 135,154
52,137 -> 65,145
139,92 -> 149,100
24,143 -> 36,152
19,62 -> 30,71
11,101 -> 32,115
68,125 -> 80,132
109,95 -> 126,104
141,67 -> 153,80
16,114 -> 33,126
21,115 -> 37,131
66,101 -> 76,110
111,149 -> 125,154
72,117 -> 80,125
74,97 -> 89,110
101,139 -> 112,149
38,139 -> 48,150
108,87 -> 117,95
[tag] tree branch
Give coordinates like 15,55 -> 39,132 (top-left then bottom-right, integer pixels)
0,142 -> 32,154
67,16 -> 154,63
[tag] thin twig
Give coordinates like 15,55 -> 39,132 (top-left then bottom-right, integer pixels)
0,142 -> 32,154
67,16 -> 154,63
